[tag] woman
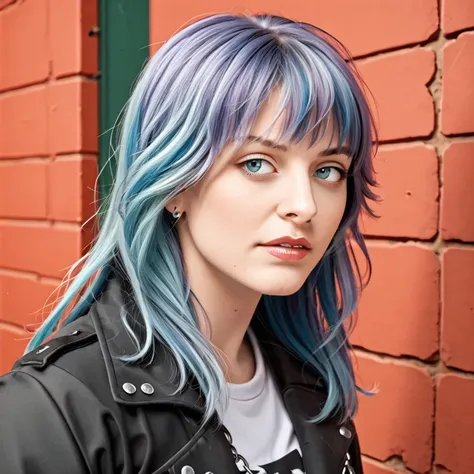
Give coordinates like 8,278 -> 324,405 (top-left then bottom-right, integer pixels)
0,13 -> 377,474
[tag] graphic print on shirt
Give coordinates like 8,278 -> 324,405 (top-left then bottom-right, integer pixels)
236,449 -> 305,474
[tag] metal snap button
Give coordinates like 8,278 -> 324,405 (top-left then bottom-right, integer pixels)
181,466 -> 195,474
140,383 -> 154,395
339,426 -> 352,438
122,382 -> 137,395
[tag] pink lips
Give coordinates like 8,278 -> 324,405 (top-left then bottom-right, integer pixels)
259,235 -> 312,261
261,236 -> 312,249
262,246 -> 310,261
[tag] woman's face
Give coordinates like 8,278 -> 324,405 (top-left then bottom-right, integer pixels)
174,92 -> 351,296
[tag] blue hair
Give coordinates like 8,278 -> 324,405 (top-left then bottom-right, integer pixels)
27,13 -> 377,423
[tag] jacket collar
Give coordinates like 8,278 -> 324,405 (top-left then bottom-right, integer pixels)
89,273 -> 206,411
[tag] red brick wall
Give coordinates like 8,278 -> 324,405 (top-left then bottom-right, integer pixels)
316,2 -> 474,473
0,0 -> 98,373
152,1 -> 474,472
1,0 -> 473,472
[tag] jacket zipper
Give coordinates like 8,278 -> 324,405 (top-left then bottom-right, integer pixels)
220,424 -> 253,474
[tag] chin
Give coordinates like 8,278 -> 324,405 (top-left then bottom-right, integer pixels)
253,277 -> 308,297
263,286 -> 305,297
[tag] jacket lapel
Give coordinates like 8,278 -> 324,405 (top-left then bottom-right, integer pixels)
282,387 -> 355,473
89,274 -> 206,414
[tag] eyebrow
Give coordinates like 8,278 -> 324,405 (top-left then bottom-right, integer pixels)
246,135 -> 288,151
245,136 -> 352,159
321,146 -> 352,159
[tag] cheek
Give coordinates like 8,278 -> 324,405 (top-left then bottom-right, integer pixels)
315,188 -> 348,243
330,190 -> 348,228
195,179 -> 250,224
185,178 -> 261,255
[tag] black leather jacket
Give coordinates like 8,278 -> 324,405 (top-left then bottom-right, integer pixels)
0,273 -> 363,474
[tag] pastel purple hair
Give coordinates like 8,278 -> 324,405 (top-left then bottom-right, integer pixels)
27,13 -> 377,423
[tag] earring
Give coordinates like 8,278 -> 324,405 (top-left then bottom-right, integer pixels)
172,207 -> 181,219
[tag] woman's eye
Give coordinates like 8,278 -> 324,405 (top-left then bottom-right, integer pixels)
314,167 -> 345,183
241,158 -> 275,176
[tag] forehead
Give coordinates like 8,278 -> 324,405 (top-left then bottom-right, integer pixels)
251,90 -> 286,137
245,90 -> 340,152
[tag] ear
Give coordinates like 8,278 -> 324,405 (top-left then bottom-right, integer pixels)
165,201 -> 179,215
165,194 -> 185,215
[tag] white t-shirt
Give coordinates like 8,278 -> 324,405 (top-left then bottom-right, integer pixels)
222,330 -> 305,474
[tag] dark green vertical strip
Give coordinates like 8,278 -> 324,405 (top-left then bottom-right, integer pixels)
98,0 -> 150,208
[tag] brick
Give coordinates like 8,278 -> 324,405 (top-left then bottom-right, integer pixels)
441,248 -> 474,371
0,323 -> 29,375
442,0 -> 474,35
0,0 -> 16,10
49,0 -> 98,77
48,80 -> 98,154
361,145 -> 438,239
435,374 -> 474,473
356,356 -> 434,472
362,460 -> 399,474
0,160 -> 48,218
441,33 -> 474,135
311,0 -> 438,57
441,141 -> 474,241
0,87 -> 49,158
150,0 -> 439,58
0,0 -> 49,91
48,155 -> 98,222
357,49 -> 436,141
0,221 -> 88,278
351,244 -> 439,360
0,272 -> 56,328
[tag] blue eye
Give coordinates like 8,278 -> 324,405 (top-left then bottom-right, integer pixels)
246,159 -> 263,173
315,167 -> 345,182
316,168 -> 331,179
241,158 -> 275,176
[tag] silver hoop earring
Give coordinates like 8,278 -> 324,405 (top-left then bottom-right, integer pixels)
172,207 -> 181,219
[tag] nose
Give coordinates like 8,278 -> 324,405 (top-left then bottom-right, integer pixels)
276,173 -> 317,224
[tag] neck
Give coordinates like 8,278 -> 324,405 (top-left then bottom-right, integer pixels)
183,253 -> 261,383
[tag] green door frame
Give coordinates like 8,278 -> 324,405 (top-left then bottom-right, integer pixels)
98,0 -> 150,207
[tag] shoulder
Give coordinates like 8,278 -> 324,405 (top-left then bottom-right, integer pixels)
7,313 -> 116,406
1,312 -> 106,410
13,315 -> 98,372
0,316 -> 121,473
0,317 -> 97,473
11,314 -> 104,389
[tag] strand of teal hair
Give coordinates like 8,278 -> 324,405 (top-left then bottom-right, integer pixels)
262,249 -> 358,422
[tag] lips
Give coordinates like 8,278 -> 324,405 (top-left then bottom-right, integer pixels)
260,236 -> 312,250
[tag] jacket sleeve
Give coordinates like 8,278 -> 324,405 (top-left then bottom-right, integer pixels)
0,370 -> 87,474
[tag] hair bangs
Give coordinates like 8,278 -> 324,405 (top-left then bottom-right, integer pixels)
203,28 -> 371,173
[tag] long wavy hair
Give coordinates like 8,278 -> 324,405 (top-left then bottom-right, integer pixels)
27,13 -> 377,424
